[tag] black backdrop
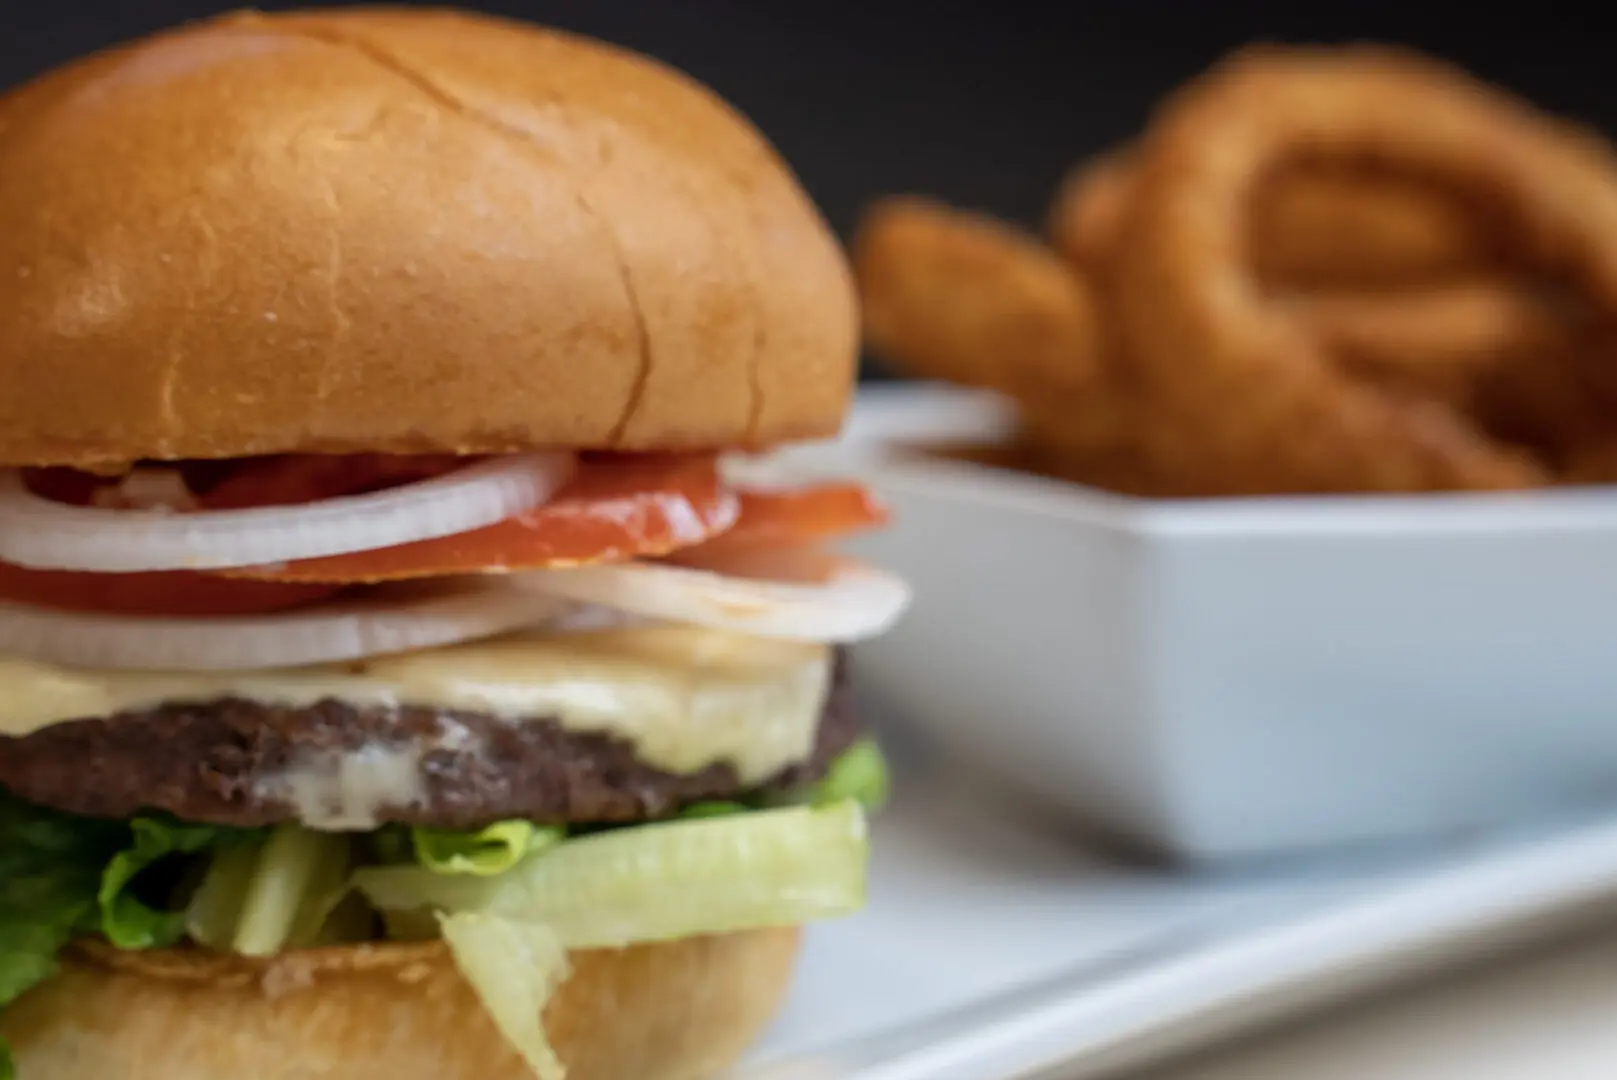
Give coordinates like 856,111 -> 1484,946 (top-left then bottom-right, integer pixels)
5,2 -> 1615,376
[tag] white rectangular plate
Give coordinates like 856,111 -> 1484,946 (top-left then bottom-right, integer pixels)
729,712 -> 1617,1080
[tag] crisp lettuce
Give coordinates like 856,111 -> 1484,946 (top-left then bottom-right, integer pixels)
0,794 -> 258,1076
355,800 -> 870,945
186,824 -> 355,956
677,801 -> 751,819
0,800 -> 111,1080
371,801 -> 870,1080
809,737 -> 890,810
0,739 -> 891,1078
438,913 -> 570,1080
99,818 -> 255,950
412,821 -> 563,877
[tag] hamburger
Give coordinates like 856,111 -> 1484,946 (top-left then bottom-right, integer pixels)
0,8 -> 909,1079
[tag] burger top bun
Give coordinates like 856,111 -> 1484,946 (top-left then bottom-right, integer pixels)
0,928 -> 802,1080
0,8 -> 858,469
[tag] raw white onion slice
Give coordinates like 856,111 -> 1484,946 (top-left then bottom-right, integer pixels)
0,578 -> 575,671
0,453 -> 575,573
514,550 -> 911,644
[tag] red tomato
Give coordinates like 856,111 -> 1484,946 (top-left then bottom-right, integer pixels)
677,483 -> 890,556
14,456 -> 890,598
227,454 -> 738,583
0,563 -> 342,617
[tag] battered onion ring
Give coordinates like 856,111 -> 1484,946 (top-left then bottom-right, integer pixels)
1049,144 -> 1564,409
1047,149 -> 1135,271
853,196 -> 1244,480
1110,47 -> 1617,493
853,196 -> 1107,397
1474,328 -> 1617,467
1284,276 -> 1580,399
1562,436 -> 1617,484
1050,144 -> 1497,286
1252,168 -> 1497,287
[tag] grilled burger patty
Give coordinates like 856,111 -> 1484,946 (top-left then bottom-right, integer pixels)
0,649 -> 856,829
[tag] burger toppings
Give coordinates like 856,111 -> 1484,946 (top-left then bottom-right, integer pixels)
0,578 -> 577,671
0,453 -> 576,573
0,749 -> 880,1080
376,799 -> 871,1080
0,563 -> 341,616
0,455 -> 906,670
0,449 -> 906,1080
224,453 -> 745,582
521,550 -> 911,643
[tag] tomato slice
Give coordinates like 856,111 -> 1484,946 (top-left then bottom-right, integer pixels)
0,563 -> 342,617
676,483 -> 890,557
228,454 -> 737,583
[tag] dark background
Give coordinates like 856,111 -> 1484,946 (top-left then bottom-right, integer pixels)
5,2 -> 1615,376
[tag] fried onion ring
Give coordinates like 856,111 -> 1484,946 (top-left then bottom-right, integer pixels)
854,197 -> 1174,462
1047,149 -> 1136,272
1108,46 -> 1617,492
1051,144 -> 1498,286
1252,168 -> 1498,287
1284,276 -> 1582,400
853,196 -> 1106,397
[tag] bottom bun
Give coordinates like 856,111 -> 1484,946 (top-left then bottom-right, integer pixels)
1,928 -> 802,1080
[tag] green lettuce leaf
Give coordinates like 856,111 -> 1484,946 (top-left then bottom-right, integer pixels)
677,801 -> 751,819
99,818 -> 255,949
355,799 -> 870,946
0,737 -> 891,1077
0,793 -> 126,1076
226,825 -> 352,957
412,822 -> 563,877
0,792 -> 259,1074
438,912 -> 570,1080
374,801 -> 870,1080
809,737 -> 890,811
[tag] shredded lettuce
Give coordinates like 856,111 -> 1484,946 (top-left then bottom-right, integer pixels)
99,818 -> 254,950
0,794 -> 259,1074
0,739 -> 890,1078
185,839 -> 269,950
183,824 -> 355,956
0,800 -> 112,1048
438,913 -> 570,1080
809,737 -> 890,810
394,801 -> 869,1080
355,800 -> 870,945
231,825 -> 352,957
413,821 -> 563,877
677,800 -> 751,819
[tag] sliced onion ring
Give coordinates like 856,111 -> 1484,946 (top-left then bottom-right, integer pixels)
0,578 -> 575,671
513,550 -> 912,644
0,454 -> 575,573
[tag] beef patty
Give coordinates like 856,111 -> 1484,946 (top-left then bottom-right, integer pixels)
0,648 -> 856,830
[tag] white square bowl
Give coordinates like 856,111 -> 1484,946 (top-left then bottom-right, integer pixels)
759,383 -> 1617,862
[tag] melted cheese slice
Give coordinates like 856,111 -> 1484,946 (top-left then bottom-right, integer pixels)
0,624 -> 833,786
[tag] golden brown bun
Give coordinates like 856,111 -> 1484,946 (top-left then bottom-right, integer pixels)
0,8 -> 856,468
0,928 -> 801,1080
